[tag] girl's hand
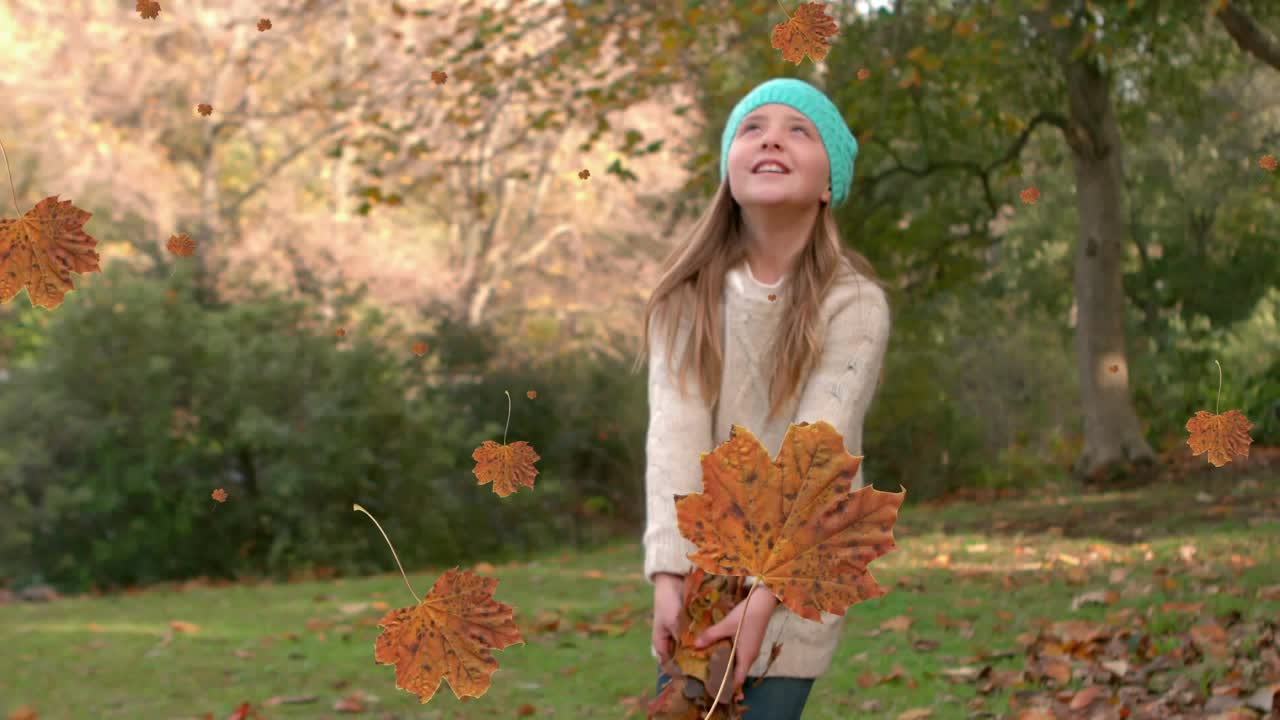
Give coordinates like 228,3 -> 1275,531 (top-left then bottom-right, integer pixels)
692,584 -> 780,702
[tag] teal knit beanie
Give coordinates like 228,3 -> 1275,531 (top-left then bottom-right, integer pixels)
719,78 -> 858,207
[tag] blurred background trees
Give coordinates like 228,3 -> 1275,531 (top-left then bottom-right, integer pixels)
0,0 -> 1276,592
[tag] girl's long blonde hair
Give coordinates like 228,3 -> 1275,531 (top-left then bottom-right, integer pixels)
631,181 -> 887,422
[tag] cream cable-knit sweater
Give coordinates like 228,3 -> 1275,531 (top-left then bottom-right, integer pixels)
644,256 -> 892,680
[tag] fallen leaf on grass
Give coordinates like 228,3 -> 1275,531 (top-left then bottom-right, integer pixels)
897,709 -> 932,720
881,615 -> 912,632
1070,589 -> 1119,610
262,695 -> 318,706
1068,684 -> 1106,710
7,706 -> 38,720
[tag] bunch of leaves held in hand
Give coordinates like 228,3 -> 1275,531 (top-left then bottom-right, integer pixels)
650,421 -> 906,719
650,569 -> 752,718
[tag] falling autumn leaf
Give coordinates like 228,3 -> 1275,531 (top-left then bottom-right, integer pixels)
0,195 -> 102,309
857,68 -> 871,80
374,568 -> 523,703
771,2 -> 839,65
1260,154 -> 1276,172
212,488 -> 228,503
1108,364 -> 1119,373
1020,186 -> 1041,204
166,233 -> 196,257
335,327 -> 346,337
431,71 -> 448,86
196,104 -> 212,117
768,293 -> 777,302
675,421 -> 905,623
526,390 -> 537,399
578,169 -> 590,180
411,341 -> 427,356
257,18 -> 272,32
136,0 -> 160,20
472,440 -> 541,497
1186,409 -> 1253,466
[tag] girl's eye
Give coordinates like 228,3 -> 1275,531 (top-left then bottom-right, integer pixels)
793,126 -> 808,134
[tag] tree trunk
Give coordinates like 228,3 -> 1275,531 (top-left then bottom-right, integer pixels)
1061,57 -> 1155,479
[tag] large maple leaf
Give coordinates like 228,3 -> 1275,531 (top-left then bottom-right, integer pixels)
675,421 -> 904,623
770,2 -> 839,65
1186,409 -> 1253,467
472,440 -> 540,497
374,567 -> 524,703
0,195 -> 101,309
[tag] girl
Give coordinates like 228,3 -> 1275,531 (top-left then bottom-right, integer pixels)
632,77 -> 892,718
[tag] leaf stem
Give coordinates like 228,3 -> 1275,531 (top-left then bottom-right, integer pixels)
703,580 -> 761,720
0,137 -> 23,217
353,503 -> 420,604
1214,359 -> 1222,415
502,389 -> 511,445
777,0 -> 791,18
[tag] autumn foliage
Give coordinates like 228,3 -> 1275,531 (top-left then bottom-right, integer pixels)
0,195 -> 102,309
374,568 -> 524,704
770,2 -> 839,65
651,421 -> 905,718
677,422 -> 903,622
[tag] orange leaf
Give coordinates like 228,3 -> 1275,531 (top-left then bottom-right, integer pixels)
411,341 -> 427,356
578,169 -> 590,180
1185,409 -> 1253,467
768,294 -> 777,302
1020,186 -> 1040,204
1069,684 -> 1105,710
675,421 -> 905,622
136,0 -> 160,20
7,706 -> 38,720
526,390 -> 537,399
196,104 -> 212,117
431,71 -> 448,86
257,18 -> 272,32
857,68 -> 871,80
373,568 -> 523,703
0,196 -> 101,309
472,440 -> 541,497
212,488 -> 228,503
771,2 -> 839,65
167,233 -> 197,257
335,327 -> 346,337
169,620 -> 200,633
1260,154 -> 1277,172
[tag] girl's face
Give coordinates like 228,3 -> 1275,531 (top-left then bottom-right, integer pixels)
726,104 -> 831,208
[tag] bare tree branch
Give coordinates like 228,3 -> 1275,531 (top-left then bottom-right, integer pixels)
1216,2 -> 1280,71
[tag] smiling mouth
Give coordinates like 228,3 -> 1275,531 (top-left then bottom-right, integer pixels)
752,160 -> 791,174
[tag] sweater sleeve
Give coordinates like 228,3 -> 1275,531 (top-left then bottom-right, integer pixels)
791,278 -> 891,491
642,306 -> 715,586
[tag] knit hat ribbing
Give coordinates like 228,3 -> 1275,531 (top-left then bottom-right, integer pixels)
719,78 -> 858,208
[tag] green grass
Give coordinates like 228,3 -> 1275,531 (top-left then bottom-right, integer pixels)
3,465 -> 1278,719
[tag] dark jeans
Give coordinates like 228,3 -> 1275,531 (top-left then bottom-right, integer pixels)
656,664 -> 814,719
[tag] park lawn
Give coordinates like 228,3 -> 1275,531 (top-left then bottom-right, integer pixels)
3,463 -> 1277,720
